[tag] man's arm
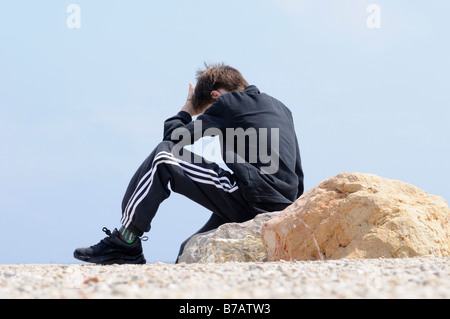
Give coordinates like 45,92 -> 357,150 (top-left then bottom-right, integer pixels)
163,83 -> 195,141
163,111 -> 193,141
163,83 -> 228,145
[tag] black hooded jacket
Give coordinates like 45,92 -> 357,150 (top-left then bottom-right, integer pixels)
163,85 -> 304,205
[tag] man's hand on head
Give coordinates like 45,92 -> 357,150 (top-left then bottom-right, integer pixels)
181,83 -> 200,117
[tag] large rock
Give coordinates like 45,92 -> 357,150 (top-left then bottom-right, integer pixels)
178,212 -> 279,263
261,172 -> 450,261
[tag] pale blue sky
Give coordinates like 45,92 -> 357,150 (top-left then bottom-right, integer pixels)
1,0 -> 449,263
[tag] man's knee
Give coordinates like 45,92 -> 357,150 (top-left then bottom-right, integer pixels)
154,140 -> 194,163
154,140 -> 175,153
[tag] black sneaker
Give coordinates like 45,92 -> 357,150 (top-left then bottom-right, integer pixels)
74,227 -> 147,265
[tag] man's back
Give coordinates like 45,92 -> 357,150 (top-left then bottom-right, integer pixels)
213,85 -> 304,204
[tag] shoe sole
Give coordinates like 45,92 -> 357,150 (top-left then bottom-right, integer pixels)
74,251 -> 146,265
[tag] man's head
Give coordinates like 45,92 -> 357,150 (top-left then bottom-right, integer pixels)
192,63 -> 249,112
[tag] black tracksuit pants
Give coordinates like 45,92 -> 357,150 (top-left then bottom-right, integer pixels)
120,141 -> 287,260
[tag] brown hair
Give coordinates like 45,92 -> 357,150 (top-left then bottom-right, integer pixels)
192,63 -> 249,111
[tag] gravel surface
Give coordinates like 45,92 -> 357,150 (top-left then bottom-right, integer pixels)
1,257 -> 449,299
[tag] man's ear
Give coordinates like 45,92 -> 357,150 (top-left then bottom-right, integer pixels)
210,90 -> 222,100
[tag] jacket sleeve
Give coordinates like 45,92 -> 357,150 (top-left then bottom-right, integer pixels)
163,111 -> 193,141
163,99 -> 228,147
